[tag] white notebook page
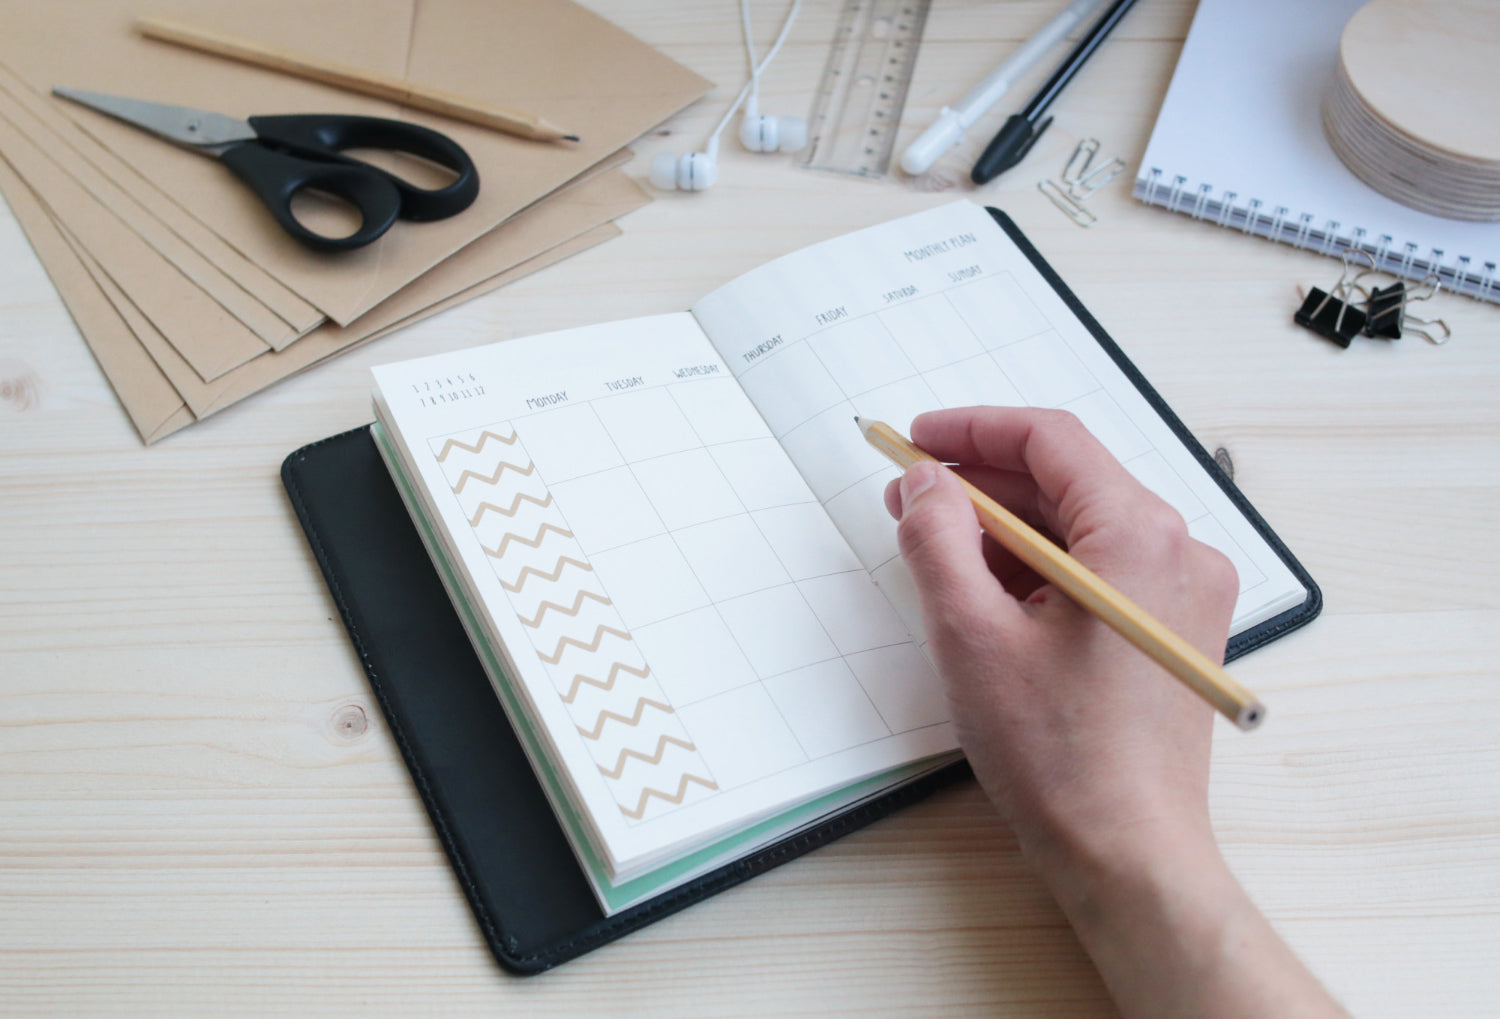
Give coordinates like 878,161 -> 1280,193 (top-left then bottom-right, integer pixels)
372,313 -> 957,882
691,200 -> 1307,640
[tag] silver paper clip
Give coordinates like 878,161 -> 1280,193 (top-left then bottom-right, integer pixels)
1042,138 -> 1121,227
1061,138 -> 1100,187
1069,156 -> 1125,201
1038,179 -> 1097,227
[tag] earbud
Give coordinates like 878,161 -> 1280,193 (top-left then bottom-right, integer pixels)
649,151 -> 719,191
738,113 -> 807,154
648,0 -> 804,193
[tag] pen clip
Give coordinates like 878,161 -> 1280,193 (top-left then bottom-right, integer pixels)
1019,115 -> 1054,164
972,114 -> 1053,184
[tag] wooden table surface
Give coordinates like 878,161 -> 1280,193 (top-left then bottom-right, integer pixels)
3,2 -> 1497,1014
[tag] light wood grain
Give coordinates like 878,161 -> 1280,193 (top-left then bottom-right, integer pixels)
2,1 -> 1499,1015
1339,0 -> 1500,163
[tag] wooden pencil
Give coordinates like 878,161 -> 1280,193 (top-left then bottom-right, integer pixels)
857,417 -> 1266,731
135,17 -> 580,142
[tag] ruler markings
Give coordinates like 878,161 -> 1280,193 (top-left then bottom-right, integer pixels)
800,0 -> 932,178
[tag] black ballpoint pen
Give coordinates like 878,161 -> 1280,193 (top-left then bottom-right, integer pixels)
971,0 -> 1142,185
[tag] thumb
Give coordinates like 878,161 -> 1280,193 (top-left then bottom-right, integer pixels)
895,462 -> 1017,632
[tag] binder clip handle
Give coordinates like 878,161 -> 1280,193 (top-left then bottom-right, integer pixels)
1365,274 -> 1446,343
1294,249 -> 1378,348
1365,283 -> 1408,338
1295,286 -> 1366,347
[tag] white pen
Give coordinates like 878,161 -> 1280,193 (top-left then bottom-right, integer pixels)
900,0 -> 1108,176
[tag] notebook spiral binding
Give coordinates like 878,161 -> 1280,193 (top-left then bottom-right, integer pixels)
1135,167 -> 1500,305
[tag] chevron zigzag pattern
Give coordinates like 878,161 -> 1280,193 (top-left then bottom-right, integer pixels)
452,458 -> 536,494
433,428 -> 518,462
576,696 -> 673,739
518,589 -> 612,628
539,623 -> 633,665
561,661 -> 651,704
500,556 -> 593,593
597,733 -> 698,780
468,491 -> 553,527
484,522 -> 574,560
619,772 -> 720,820
441,422 -> 719,824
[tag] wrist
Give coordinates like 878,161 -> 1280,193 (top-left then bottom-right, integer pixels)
1020,811 -> 1228,928
1021,817 -> 1343,1018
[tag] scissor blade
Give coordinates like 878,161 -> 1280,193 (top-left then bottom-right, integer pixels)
51,87 -> 256,149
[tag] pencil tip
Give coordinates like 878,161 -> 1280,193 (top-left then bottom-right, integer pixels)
563,135 -> 581,142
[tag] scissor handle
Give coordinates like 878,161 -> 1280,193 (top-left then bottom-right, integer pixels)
249,114 -> 480,222
218,142 -> 403,251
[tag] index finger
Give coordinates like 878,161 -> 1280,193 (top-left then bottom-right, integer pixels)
909,406 -> 1160,538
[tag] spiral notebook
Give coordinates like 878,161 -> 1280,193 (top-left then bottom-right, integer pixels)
1135,0 -> 1500,304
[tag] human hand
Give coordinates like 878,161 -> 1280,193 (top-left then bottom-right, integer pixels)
885,405 -> 1346,1017
882,406 -> 1239,879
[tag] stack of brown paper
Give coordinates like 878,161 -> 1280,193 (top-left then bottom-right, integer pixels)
0,0 -> 709,442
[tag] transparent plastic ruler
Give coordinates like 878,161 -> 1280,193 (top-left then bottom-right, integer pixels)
799,0 -> 932,177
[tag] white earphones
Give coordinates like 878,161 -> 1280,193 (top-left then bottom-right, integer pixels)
650,0 -> 805,191
649,150 -> 720,191
738,105 -> 807,154
737,0 -> 807,155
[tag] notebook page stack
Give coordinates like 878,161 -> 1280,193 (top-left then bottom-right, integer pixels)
369,201 -> 1313,914
1134,0 -> 1500,304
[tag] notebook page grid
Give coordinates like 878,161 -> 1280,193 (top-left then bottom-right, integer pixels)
425,373 -> 948,829
728,269 -> 1272,638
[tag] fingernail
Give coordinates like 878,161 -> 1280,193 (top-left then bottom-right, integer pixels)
898,462 -> 939,516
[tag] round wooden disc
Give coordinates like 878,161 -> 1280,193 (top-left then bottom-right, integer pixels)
1324,61 -> 1500,220
1340,0 -> 1500,164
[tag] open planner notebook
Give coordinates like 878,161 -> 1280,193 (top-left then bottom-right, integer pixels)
368,200 -> 1315,917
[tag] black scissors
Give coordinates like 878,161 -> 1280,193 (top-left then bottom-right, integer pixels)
53,87 -> 480,252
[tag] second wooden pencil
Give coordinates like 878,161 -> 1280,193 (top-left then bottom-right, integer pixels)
136,17 -> 580,142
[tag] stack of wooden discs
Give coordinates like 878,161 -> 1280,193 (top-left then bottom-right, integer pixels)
1322,0 -> 1500,222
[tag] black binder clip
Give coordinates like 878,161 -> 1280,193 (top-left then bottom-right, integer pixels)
1364,274 -> 1451,344
1294,252 -> 1372,348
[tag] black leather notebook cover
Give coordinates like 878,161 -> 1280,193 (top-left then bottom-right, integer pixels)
279,208 -> 1320,974
282,425 -> 973,974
